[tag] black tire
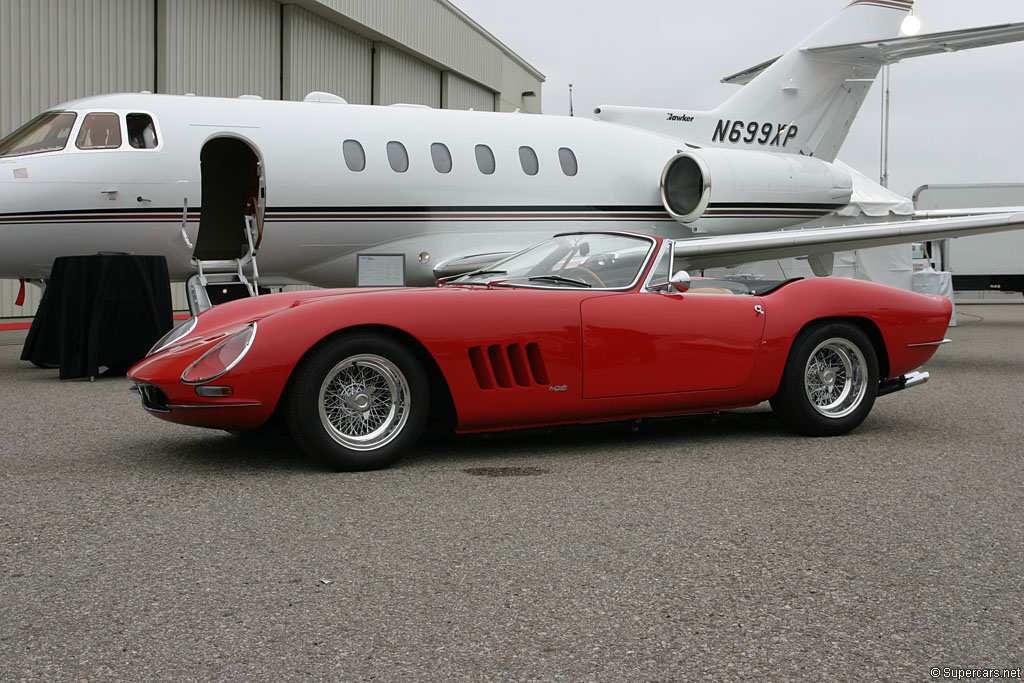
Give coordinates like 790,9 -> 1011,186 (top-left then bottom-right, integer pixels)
285,333 -> 429,471
770,322 -> 879,436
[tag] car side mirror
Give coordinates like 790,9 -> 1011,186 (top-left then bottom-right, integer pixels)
669,270 -> 691,293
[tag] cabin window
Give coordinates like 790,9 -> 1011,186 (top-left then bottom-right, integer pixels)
127,113 -> 158,149
75,112 -> 122,150
430,142 -> 452,173
475,144 -> 495,175
0,111 -> 77,157
518,146 -> 539,176
558,147 -> 578,176
343,139 -> 365,171
387,141 -> 409,172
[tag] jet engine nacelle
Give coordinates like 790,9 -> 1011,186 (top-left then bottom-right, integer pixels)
659,148 -> 853,225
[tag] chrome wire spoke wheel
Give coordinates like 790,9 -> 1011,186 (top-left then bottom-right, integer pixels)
318,354 -> 411,451
802,337 -> 867,419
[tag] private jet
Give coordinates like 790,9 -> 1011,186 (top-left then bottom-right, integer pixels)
1,0 -> 1022,313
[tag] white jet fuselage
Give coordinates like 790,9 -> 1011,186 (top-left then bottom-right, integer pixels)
5,0 -> 1022,288
0,93 -> 845,286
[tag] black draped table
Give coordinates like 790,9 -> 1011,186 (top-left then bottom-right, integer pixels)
21,254 -> 174,380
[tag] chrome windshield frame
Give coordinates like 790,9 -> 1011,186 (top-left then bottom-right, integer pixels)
642,239 -> 677,293
481,231 -> 659,292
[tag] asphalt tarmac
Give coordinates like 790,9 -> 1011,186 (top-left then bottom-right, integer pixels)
1,304 -> 1021,682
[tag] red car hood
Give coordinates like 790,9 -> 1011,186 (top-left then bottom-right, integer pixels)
193,287 -> 428,327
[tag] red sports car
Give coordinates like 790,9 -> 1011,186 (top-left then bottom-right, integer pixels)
128,232 -> 952,470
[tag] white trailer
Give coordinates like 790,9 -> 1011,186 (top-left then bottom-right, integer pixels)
913,184 -> 1024,293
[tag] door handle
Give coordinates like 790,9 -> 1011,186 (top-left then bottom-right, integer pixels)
754,305 -> 765,315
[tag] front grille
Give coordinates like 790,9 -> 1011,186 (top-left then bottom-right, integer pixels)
136,383 -> 170,413
468,342 -> 550,390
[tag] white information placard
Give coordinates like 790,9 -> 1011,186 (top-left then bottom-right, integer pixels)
357,253 -> 406,287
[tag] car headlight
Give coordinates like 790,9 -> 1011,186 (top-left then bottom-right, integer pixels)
149,317 -> 198,356
181,323 -> 257,385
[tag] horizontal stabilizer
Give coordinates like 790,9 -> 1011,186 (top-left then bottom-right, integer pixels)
722,22 -> 1024,85
673,212 -> 1024,271
805,22 -> 1024,64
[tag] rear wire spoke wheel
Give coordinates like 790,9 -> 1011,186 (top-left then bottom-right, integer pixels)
287,334 -> 428,471
771,322 -> 879,436
803,338 -> 867,419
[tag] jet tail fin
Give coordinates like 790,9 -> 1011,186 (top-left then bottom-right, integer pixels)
714,2 -> 1024,162
714,0 -> 915,162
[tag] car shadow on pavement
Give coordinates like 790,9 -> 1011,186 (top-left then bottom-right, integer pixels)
404,407 -> 790,469
123,408 -> 792,475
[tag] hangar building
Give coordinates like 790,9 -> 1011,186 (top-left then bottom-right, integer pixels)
0,0 -> 544,317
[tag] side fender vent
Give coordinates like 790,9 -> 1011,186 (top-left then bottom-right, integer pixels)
468,343 -> 549,390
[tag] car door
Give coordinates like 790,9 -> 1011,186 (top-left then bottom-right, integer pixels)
580,291 -> 767,399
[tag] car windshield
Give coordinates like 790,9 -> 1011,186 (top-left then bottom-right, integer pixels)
447,233 -> 655,289
0,111 -> 78,157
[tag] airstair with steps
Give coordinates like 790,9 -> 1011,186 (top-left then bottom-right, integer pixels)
185,203 -> 263,315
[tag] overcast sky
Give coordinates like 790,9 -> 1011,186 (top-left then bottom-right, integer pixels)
452,0 -> 1023,197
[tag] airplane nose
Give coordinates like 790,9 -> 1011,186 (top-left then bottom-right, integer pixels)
0,161 -> 38,279
0,171 -> 13,277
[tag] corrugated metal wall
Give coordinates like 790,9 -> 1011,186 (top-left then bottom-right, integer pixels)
0,0 -> 543,317
0,0 -> 155,318
0,280 -> 43,318
158,0 -> 280,98
0,0 -> 155,138
309,0 -> 513,94
376,43 -> 440,107
282,4 -> 372,104
443,72 -> 495,112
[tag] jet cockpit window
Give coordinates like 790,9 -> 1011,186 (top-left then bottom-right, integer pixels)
343,139 -> 365,171
519,146 -> 539,176
127,113 -> 158,149
76,112 -> 122,150
0,111 -> 78,157
430,142 -> 452,173
387,141 -> 409,172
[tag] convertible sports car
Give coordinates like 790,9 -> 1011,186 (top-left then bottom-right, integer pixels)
128,232 -> 952,470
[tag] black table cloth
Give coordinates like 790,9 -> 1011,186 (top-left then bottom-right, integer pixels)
21,254 -> 174,380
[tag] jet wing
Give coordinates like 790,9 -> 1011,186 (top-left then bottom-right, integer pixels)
432,251 -> 516,278
722,22 -> 1024,85
672,212 -> 1024,271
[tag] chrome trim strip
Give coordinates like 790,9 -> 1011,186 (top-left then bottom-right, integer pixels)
906,339 -> 952,348
169,402 -> 263,409
149,316 -> 197,356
